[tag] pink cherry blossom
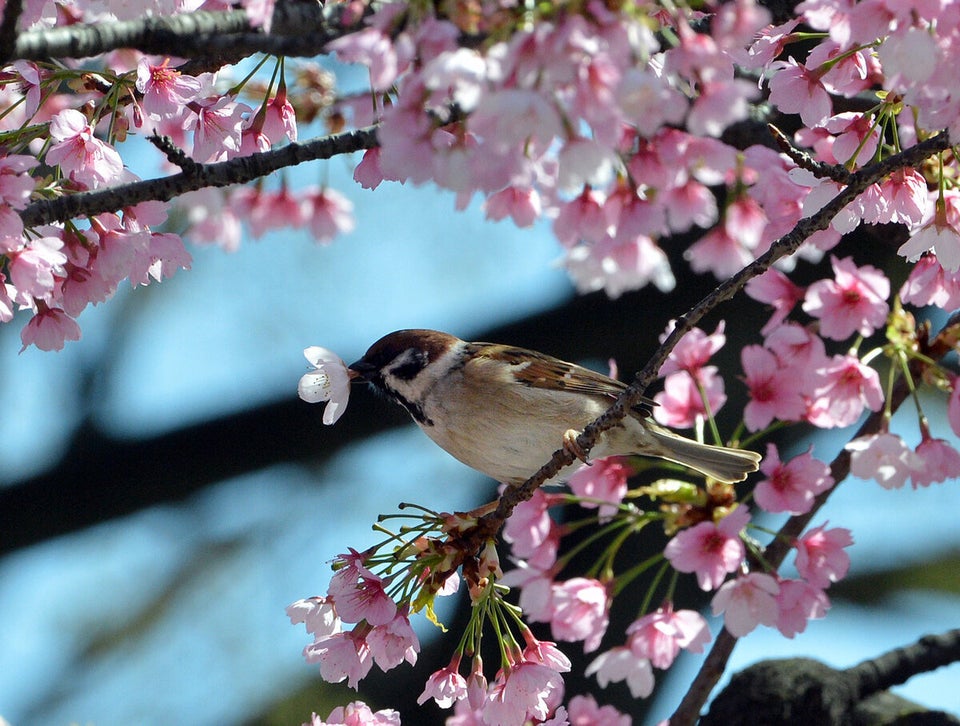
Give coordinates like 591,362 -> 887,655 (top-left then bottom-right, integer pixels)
900,254 -> 960,310
188,95 -> 249,162
135,57 -> 202,121
6,235 -> 66,300
565,694 -> 630,726
899,191 -> 960,272
775,579 -> 829,638
626,604 -> 711,669
911,437 -> 960,488
303,628 -> 373,689
46,109 -> 124,189
659,320 -> 726,377
327,561 -> 396,626
299,346 -> 351,425
664,506 -> 750,591
327,27 -> 403,92
745,268 -> 805,335
754,444 -> 834,515
418,658 -> 468,708
0,153 -> 39,210
305,187 -> 356,244
585,646 -> 654,698
847,432 -> 921,489
653,367 -> 727,429
741,344 -> 807,431
803,256 -> 890,340
711,572 -> 780,637
262,84 -> 298,144
19,305 -> 81,351
303,701 -> 400,726
794,523 -> 853,589
807,353 -> 883,428
503,488 -> 559,561
567,457 -> 628,521
554,188 -> 609,247
484,187 -> 542,228
549,577 -> 609,653
768,57 -> 832,127
483,661 -> 564,726
366,610 -> 419,670
287,596 -> 342,638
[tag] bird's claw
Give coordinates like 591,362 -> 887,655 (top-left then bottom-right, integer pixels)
563,428 -> 590,465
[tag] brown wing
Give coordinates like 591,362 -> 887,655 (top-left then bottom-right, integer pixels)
470,343 -> 656,412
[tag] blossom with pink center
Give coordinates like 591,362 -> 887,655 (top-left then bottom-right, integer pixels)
327,559 -> 396,626
803,256 -> 890,340
522,630 -> 572,674
188,96 -> 249,162
741,344 -> 807,431
136,57 -> 202,120
568,457 -> 628,521
367,609 -> 419,670
46,109 -> 124,189
585,646 -> 654,698
794,523 -> 853,589
287,596 -> 342,638
230,186 -> 309,238
19,305 -> 81,351
298,346 -> 351,425
872,169 -> 929,226
900,254 -> 960,310
764,324 -> 829,389
664,505 -> 750,591
737,18 -> 800,71
653,367 -> 727,429
626,604 -> 711,669
483,661 -> 564,726
911,437 -> 960,488
549,577 -> 609,653
745,268 -> 805,335
807,353 -> 883,429
768,57 -> 832,127
302,701 -> 400,726
304,187 -> 355,244
899,191 -> 960,272
711,572 -> 780,637
418,657 -> 468,708
754,444 -> 834,515
775,579 -> 830,638
847,432 -> 921,489
303,628 -> 373,689
566,694 -> 630,726
483,186 -> 542,228
659,320 -> 726,378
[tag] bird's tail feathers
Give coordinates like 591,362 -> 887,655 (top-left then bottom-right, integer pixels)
646,427 -> 761,483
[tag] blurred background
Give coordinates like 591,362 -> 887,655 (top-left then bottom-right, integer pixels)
2,138 -> 959,725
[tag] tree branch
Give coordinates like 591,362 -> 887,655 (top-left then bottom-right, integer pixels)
19,125 -> 378,227
0,0 -> 24,62
6,2 -> 359,63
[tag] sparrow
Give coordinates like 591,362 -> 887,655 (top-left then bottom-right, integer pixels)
348,329 -> 761,485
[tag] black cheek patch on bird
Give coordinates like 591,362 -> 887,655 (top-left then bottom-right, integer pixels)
397,395 -> 433,426
389,350 -> 430,381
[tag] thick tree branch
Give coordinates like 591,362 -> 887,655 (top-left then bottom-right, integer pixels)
19,125 -> 378,227
6,2 -> 358,63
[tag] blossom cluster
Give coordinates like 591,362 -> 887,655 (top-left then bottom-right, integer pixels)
2,37 -> 354,348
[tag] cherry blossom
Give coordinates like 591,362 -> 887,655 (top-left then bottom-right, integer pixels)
754,444 -> 834,515
301,701 -> 401,726
911,436 -> 960,488
135,57 -> 203,121
899,191 -> 960,272
807,354 -> 883,429
802,256 -> 890,340
626,604 -> 711,669
847,432 -> 921,489
585,646 -> 654,698
567,457 -> 628,521
298,346 -> 352,424
741,345 -> 806,431
794,524 -> 853,589
711,572 -> 780,637
565,694 -> 630,726
664,506 -> 750,591
19,305 -> 81,352
775,579 -> 829,638
548,577 -> 609,653
45,109 -> 124,189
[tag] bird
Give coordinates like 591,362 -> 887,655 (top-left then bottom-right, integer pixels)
347,329 -> 761,486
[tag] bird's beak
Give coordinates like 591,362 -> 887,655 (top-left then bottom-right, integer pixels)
347,359 -> 376,382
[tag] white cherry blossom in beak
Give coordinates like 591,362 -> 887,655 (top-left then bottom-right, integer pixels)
298,346 -> 351,424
